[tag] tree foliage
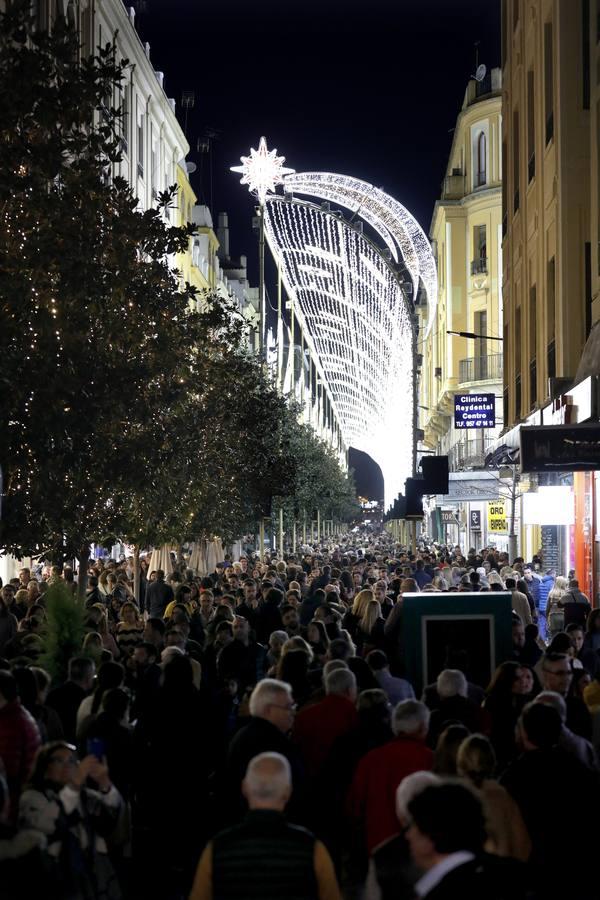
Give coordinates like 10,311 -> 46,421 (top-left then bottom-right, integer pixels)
39,582 -> 87,685
0,4 -> 359,561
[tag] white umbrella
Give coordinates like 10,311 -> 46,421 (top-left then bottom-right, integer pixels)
205,538 -> 223,575
187,542 -> 206,575
147,544 -> 174,577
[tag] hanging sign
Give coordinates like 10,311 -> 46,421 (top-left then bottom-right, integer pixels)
470,510 -> 482,530
441,509 -> 460,525
487,500 -> 507,534
454,393 -> 496,429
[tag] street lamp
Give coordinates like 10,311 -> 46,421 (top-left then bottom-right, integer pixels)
231,138 -> 295,352
446,330 -> 503,341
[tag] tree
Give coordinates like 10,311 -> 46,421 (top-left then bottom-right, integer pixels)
0,4 -> 359,574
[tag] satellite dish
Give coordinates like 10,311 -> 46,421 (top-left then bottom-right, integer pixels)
186,161 -> 197,174
474,63 -> 487,82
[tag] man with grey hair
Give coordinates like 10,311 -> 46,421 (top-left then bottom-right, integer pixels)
428,670 -> 490,746
348,700 -> 434,856
190,752 -> 342,900
292,667 -> 358,777
224,680 -> 303,823
534,691 -> 598,770
366,771 -> 443,900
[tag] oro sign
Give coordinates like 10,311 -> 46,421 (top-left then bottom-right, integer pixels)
488,500 -> 507,534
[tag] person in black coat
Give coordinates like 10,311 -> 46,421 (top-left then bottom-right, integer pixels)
406,782 -> 526,900
222,679 -> 304,825
501,702 -> 600,899
45,656 -> 95,744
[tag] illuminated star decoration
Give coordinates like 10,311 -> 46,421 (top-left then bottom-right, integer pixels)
230,137 -> 295,205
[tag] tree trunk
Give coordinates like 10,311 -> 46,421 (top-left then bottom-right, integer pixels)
133,544 -> 141,605
77,544 -> 90,600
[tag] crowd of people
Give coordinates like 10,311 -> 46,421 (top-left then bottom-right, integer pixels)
0,534 -> 599,899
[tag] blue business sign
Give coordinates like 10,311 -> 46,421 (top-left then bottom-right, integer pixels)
454,393 -> 495,429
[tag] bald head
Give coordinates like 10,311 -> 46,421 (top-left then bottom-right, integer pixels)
242,752 -> 292,811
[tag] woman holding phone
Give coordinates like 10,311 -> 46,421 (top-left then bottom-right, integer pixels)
18,741 -> 123,899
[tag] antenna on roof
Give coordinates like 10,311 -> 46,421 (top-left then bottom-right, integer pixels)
471,41 -> 486,82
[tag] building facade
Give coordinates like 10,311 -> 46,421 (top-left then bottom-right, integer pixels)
498,0 -> 600,600
420,69 -> 505,550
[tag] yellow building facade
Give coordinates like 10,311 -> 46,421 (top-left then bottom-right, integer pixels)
421,70 -> 504,471
501,0 -> 591,425
176,163 -> 221,305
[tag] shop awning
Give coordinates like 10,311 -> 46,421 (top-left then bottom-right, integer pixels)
435,471 -> 502,504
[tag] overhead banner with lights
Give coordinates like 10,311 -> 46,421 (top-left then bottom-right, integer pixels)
454,393 -> 496,429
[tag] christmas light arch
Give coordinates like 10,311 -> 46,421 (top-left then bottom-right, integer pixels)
264,196 -> 414,509
283,172 -> 438,338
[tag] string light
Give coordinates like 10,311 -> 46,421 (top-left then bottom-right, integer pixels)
284,172 -> 438,338
264,196 -> 413,508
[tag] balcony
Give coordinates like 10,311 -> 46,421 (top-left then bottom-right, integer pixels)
471,257 -> 488,276
458,353 -> 503,384
448,435 -> 496,472
442,173 -> 466,200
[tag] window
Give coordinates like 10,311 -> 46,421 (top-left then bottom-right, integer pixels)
527,70 -> 535,182
547,257 -> 556,382
585,242 -> 592,337
502,139 -> 508,238
137,113 -> 144,179
544,22 -> 554,144
515,305 -> 522,377
476,132 -> 487,186
513,0 -> 520,29
474,310 -> 488,379
529,285 -> 537,407
120,86 -> 129,154
547,256 -> 555,342
513,108 -> 520,213
583,0 -> 590,110
472,225 -> 487,274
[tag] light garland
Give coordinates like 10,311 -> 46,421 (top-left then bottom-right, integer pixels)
283,172 -> 438,338
264,197 -> 414,508
230,137 -> 295,205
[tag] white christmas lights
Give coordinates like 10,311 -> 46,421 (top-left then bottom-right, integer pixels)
264,197 -> 414,508
283,172 -> 438,338
230,137 -> 295,205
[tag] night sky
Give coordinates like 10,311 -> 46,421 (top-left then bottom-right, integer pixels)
135,0 -> 501,501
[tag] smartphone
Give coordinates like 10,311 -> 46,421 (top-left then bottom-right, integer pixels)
87,737 -> 106,761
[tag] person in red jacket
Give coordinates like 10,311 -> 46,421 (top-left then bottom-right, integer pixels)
293,667 -> 358,777
0,670 -> 41,819
347,699 -> 433,855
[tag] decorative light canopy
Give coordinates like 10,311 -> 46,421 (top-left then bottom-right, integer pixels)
230,137 -> 295,205
283,172 -> 438,338
264,197 -> 414,508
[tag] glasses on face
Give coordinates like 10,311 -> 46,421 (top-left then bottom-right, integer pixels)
269,702 -> 297,713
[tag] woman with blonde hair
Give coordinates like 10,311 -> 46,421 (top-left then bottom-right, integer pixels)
457,733 -> 531,862
357,598 -> 385,655
116,601 -> 144,658
546,575 -> 570,636
343,588 -> 373,642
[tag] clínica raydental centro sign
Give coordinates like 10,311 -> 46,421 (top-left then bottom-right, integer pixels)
454,393 -> 496,429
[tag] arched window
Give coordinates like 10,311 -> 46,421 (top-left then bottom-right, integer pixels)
477,132 -> 487,187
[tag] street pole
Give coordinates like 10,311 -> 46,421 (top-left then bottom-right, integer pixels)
509,465 -> 518,562
317,509 -> 321,543
259,517 -> 265,563
279,506 -> 284,557
258,204 -> 265,354
292,520 -> 297,554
